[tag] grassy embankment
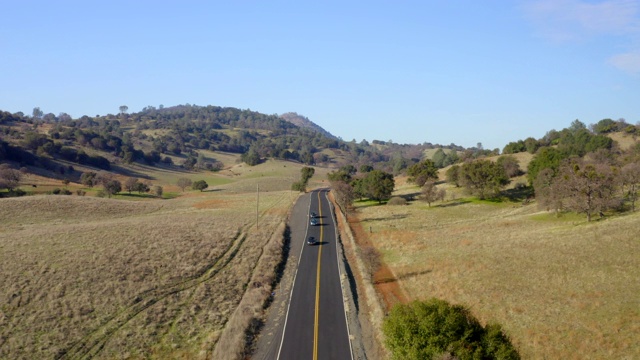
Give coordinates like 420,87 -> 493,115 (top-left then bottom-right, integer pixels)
0,157 -> 311,359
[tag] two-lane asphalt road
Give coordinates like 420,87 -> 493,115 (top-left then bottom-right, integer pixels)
277,189 -> 352,360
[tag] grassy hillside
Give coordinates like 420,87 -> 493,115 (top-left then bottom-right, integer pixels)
355,181 -> 640,359
0,157 -> 313,359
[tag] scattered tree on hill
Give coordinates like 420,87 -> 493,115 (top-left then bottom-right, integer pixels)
460,160 -> 509,199
103,179 -> 122,198
497,155 -> 522,178
621,162 -> 640,211
445,165 -> 461,187
153,185 -> 163,198
119,105 -> 128,115
407,159 -> 438,187
363,170 -> 395,203
590,118 -> 620,134
432,148 -> 459,168
527,147 -> 563,185
360,164 -> 374,173
32,107 -> 43,120
555,160 -> 618,221
134,181 -> 150,194
124,177 -> 139,194
327,169 -> 352,183
241,147 -> 261,166
421,180 -> 446,207
383,299 -> 520,360
80,171 -> 98,187
0,165 -> 22,191
533,168 -> 563,215
177,177 -> 192,192
192,180 -> 208,192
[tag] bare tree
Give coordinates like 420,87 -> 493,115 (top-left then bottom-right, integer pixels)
124,177 -> 139,194
176,177 -> 192,192
555,160 -> 618,221
421,180 -> 446,207
119,105 -> 128,115
331,180 -> 355,212
621,162 -> 640,211
0,165 -> 22,191
360,246 -> 381,280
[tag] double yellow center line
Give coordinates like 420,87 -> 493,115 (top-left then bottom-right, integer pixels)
313,191 -> 323,360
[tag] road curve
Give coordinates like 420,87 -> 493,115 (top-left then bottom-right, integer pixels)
277,189 -> 352,360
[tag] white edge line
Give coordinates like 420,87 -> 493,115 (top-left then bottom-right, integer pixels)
325,190 -> 355,360
276,190 -> 313,360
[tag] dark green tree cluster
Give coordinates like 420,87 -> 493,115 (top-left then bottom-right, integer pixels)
292,166 -> 315,192
453,160 -> 509,199
329,166 -> 395,207
383,299 -> 520,360
590,118 -> 635,135
431,148 -> 459,168
406,159 -> 438,187
502,137 -> 540,155
192,180 -> 208,192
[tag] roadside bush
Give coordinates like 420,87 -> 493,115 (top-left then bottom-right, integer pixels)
76,189 -> 86,196
383,299 -> 520,360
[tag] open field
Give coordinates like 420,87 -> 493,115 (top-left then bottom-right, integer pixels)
356,182 -> 640,359
0,160 -> 301,358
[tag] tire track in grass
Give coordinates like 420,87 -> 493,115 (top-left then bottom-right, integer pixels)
61,194 -> 289,359
58,229 -> 250,360
156,192 -> 288,352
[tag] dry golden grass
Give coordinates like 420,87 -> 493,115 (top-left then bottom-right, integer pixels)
356,189 -> 640,359
0,176 -> 293,359
609,132 -> 638,150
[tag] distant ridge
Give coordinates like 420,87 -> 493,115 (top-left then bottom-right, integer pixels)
280,112 -> 337,139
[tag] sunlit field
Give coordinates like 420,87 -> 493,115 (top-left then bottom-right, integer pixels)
0,158 -> 306,359
357,182 -> 640,359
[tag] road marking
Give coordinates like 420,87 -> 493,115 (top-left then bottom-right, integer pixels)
313,190 -> 323,360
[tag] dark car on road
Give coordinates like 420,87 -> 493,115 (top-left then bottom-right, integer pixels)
310,218 -> 319,226
310,212 -> 317,218
307,236 -> 317,245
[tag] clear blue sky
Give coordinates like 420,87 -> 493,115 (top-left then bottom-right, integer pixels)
1,1 -> 639,150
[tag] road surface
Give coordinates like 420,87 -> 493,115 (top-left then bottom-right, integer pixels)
277,189 -> 353,360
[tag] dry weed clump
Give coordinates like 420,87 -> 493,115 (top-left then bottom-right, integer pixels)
0,190 -> 291,359
356,196 -> 640,359
211,222 -> 287,360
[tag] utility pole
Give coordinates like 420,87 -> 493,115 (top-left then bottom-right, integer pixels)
256,184 -> 259,231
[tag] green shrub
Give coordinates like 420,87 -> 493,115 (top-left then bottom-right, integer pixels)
383,299 -> 519,360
